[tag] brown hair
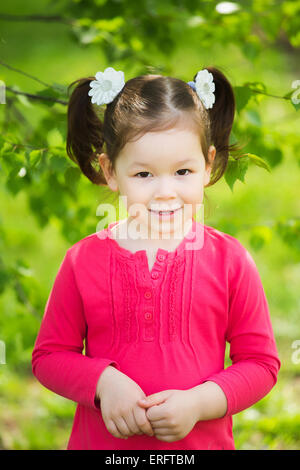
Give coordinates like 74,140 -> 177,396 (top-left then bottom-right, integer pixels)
66,66 -> 241,188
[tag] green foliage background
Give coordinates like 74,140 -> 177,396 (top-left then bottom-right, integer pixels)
0,0 -> 299,449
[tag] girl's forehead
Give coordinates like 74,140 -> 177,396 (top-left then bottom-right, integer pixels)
123,127 -> 203,153
117,132 -> 204,171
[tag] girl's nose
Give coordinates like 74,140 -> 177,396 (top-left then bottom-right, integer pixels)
153,177 -> 177,198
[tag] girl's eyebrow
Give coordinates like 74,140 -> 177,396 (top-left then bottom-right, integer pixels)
129,158 -> 198,168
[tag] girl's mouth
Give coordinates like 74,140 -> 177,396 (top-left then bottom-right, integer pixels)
149,208 -> 181,218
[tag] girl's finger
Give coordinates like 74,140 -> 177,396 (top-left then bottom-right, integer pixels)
134,406 -> 155,436
145,404 -> 167,422
154,432 -> 178,442
130,409 -> 146,435
115,416 -> 133,438
152,427 -> 175,435
150,420 -> 170,429
125,410 -> 143,435
107,420 -> 128,440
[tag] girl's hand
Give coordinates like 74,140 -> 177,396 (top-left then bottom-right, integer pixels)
96,366 -> 154,439
137,389 -> 198,442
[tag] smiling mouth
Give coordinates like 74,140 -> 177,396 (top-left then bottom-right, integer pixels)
149,208 -> 181,216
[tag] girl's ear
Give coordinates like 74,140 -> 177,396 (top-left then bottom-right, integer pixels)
204,145 -> 216,187
98,153 -> 119,192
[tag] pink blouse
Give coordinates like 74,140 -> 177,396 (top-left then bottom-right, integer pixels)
31,219 -> 281,450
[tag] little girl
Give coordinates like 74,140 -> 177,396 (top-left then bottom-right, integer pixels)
32,66 -> 281,450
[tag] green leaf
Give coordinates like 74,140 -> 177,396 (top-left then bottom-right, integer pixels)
16,93 -> 32,108
291,100 -> 300,111
233,86 -> 252,113
0,151 -> 24,175
94,17 -> 125,32
0,142 -> 13,156
47,128 -> 64,148
245,153 -> 271,172
5,164 -> 28,195
28,150 -> 42,168
50,83 -> 68,96
244,81 -> 267,94
35,87 -> 63,107
225,156 -> 249,192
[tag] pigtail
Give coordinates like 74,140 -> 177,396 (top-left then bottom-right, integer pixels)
66,77 -> 106,185
195,67 -> 242,186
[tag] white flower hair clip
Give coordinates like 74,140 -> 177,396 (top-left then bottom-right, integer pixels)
187,69 -> 215,109
88,67 -> 125,106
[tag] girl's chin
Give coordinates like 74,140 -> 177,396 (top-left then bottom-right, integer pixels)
129,216 -> 191,239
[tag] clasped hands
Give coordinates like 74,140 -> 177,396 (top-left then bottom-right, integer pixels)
136,389 -> 199,442
97,366 -> 201,442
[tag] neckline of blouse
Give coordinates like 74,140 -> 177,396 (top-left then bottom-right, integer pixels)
106,218 -> 197,260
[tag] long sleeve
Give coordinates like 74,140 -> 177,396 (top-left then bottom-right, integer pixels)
204,245 -> 281,417
31,249 -> 120,410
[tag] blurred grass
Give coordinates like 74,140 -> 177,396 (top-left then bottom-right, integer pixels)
0,0 -> 300,450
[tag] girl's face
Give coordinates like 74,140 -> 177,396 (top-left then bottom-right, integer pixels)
99,123 -> 215,241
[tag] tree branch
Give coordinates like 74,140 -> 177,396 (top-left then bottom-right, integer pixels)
1,137 -> 49,152
0,14 -> 74,25
0,59 -> 60,91
251,89 -> 290,100
5,87 -> 68,105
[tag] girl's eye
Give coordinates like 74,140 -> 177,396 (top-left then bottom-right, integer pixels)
134,171 -> 151,178
176,169 -> 192,176
134,169 -> 192,178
